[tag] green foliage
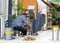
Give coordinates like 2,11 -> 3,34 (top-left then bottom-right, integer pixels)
12,14 -> 17,19
50,8 -> 57,25
17,0 -> 24,15
12,0 -> 25,19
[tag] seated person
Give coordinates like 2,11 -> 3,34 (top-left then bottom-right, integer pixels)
12,10 -> 30,35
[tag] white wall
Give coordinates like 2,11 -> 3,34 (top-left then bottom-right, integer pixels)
4,0 -> 9,21
0,0 -> 4,14
37,0 -> 47,14
0,0 -> 9,21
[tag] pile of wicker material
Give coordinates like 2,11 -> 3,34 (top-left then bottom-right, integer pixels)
23,35 -> 36,41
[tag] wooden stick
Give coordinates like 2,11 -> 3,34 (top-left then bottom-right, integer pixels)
41,0 -> 52,8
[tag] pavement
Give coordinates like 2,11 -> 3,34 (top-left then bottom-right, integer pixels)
0,30 -> 60,43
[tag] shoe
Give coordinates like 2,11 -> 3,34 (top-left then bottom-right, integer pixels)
33,33 -> 38,35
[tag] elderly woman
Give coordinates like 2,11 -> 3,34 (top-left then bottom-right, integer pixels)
33,9 -> 42,35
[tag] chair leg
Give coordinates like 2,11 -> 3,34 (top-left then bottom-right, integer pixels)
18,31 -> 20,36
15,30 -> 20,38
13,30 -> 18,36
13,30 -> 16,36
14,30 -> 24,36
18,31 -> 23,36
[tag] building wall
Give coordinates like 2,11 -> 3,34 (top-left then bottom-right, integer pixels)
4,0 -> 9,21
18,0 -> 38,11
0,0 -> 9,21
0,0 -> 4,14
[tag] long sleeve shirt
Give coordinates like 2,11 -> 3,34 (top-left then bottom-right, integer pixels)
12,15 -> 29,28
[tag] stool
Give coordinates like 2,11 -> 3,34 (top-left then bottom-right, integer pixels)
14,30 -> 23,36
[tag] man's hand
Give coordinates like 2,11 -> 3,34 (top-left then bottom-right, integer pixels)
22,23 -> 27,29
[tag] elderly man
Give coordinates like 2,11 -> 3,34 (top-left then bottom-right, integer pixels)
12,9 -> 30,35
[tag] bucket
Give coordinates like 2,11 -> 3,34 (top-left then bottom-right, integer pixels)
4,28 -> 12,40
52,25 -> 59,40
